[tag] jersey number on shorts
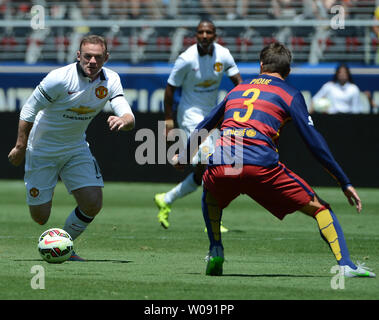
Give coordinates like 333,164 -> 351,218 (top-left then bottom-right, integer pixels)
233,88 -> 260,123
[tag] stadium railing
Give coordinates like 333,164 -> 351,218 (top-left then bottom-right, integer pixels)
0,0 -> 378,64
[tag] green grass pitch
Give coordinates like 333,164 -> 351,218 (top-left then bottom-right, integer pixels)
0,179 -> 378,300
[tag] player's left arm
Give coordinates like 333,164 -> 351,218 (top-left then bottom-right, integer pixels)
229,73 -> 243,87
290,92 -> 351,188
108,95 -> 135,131
107,74 -> 135,131
289,93 -> 361,212
224,50 -> 242,87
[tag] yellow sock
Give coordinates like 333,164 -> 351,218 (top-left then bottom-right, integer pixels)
205,191 -> 222,242
315,209 -> 342,262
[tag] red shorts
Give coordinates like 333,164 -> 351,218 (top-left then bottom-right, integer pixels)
203,163 -> 315,220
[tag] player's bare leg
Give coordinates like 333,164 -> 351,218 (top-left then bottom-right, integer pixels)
63,186 -> 102,261
29,201 -> 52,225
155,166 -> 202,229
72,186 -> 103,218
65,186 -> 102,240
155,163 -> 228,232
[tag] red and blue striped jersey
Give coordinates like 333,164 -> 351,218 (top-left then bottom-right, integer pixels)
183,74 -> 351,188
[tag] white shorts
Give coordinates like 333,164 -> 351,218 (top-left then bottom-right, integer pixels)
24,148 -> 104,205
177,106 -> 219,164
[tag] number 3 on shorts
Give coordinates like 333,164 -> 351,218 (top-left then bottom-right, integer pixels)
233,88 -> 260,123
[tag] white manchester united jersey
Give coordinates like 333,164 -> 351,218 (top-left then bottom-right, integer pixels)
20,62 -> 132,156
168,43 -> 239,114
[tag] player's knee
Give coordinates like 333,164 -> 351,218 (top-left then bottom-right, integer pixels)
80,197 -> 102,217
89,201 -> 102,216
300,194 -> 330,217
29,206 -> 51,225
74,187 -> 103,217
33,217 -> 48,225
301,203 -> 329,218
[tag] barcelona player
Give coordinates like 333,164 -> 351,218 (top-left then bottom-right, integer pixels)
173,42 -> 375,278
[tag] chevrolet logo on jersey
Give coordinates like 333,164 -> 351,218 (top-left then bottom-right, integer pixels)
67,106 -> 96,115
195,79 -> 218,88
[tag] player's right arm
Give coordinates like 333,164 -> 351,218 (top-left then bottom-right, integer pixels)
163,83 -> 177,136
165,56 -> 189,137
8,120 -> 33,166
8,70 -> 60,166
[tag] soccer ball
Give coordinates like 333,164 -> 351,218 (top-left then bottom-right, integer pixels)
38,228 -> 73,263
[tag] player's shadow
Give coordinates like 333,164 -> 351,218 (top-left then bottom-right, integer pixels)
85,259 -> 132,263
14,259 -> 132,263
187,272 -> 325,278
223,273 -> 325,278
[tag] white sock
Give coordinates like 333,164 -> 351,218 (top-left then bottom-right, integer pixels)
164,172 -> 199,205
63,207 -> 94,241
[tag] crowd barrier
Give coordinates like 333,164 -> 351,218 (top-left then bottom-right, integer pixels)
1,64 -> 378,187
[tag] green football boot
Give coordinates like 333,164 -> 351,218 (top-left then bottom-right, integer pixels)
205,245 -> 224,276
154,193 -> 171,229
204,221 -> 229,233
343,262 -> 376,278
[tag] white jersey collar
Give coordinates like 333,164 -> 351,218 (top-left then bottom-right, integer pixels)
76,62 -> 106,82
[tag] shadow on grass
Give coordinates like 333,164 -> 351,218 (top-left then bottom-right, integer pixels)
14,259 -> 132,263
223,273 -> 325,278
85,259 -> 132,263
187,272 -> 326,278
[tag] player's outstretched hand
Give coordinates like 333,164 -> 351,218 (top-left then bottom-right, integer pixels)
343,185 -> 362,213
8,147 -> 25,167
171,154 -> 186,171
107,114 -> 135,131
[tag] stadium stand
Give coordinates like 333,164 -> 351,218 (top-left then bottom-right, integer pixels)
0,0 -> 378,64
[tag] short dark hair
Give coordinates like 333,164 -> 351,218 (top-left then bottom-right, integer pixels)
260,42 -> 292,78
197,19 -> 216,33
79,35 -> 108,55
